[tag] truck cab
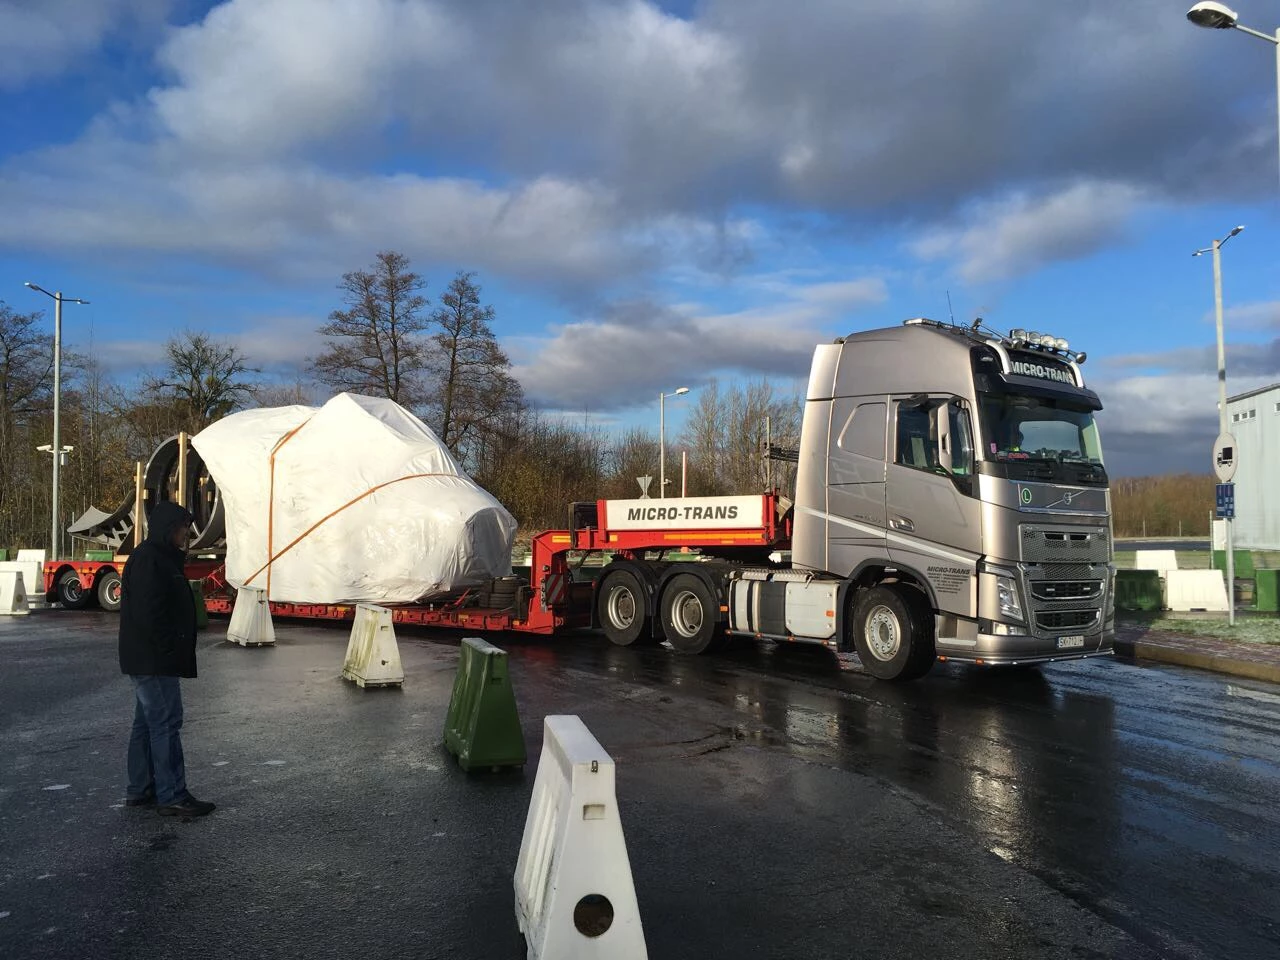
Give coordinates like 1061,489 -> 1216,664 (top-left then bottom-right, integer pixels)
789,318 -> 1114,677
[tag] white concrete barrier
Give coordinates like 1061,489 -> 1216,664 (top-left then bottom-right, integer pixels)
0,559 -> 44,606
341,604 -> 403,688
1165,570 -> 1230,612
1133,550 -> 1179,576
0,570 -> 30,616
515,715 -> 647,960
227,587 -> 276,647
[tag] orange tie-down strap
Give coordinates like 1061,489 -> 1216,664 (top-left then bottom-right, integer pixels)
252,413 -> 456,596
244,470 -> 459,592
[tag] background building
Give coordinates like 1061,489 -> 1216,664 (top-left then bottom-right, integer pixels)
1226,384 -> 1280,550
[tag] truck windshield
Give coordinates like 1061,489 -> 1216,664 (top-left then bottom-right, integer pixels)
979,393 -> 1104,466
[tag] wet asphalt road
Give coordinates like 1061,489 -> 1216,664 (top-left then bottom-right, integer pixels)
1,612 -> 1278,960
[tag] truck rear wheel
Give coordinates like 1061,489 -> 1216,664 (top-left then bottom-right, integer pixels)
851,584 -> 935,681
97,571 -> 123,613
660,574 -> 720,655
57,570 -> 91,610
598,569 -> 653,646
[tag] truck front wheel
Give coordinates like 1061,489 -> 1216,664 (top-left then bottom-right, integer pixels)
660,574 -> 721,655
57,570 -> 91,610
598,569 -> 653,646
97,571 -> 123,613
851,584 -> 936,681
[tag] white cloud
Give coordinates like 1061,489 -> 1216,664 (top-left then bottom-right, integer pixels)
151,0 -> 460,157
511,276 -> 885,409
910,181 -> 1149,282
0,138 -> 744,289
0,0 -> 169,89
1,0 -> 1274,289
1224,301 -> 1280,331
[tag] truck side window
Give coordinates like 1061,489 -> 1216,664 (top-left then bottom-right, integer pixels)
894,400 -> 941,471
949,404 -> 974,476
837,402 -> 887,459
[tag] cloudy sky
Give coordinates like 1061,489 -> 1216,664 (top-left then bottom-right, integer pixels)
2,0 -> 1280,476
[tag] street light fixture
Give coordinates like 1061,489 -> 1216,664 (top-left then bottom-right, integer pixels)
25,282 -> 90,560
1187,3 -> 1280,192
1192,224 -> 1245,626
659,386 -> 690,500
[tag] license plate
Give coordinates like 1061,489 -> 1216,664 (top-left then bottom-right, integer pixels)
1057,635 -> 1085,649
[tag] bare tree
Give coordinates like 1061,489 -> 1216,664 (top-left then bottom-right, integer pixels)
144,331 -> 257,432
605,426 -> 660,499
250,379 -> 321,408
680,380 -> 729,496
0,302 -> 52,546
312,251 -> 430,405
425,271 -> 523,459
477,412 -> 606,531
678,377 -> 803,495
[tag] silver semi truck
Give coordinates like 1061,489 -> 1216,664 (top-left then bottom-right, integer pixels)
593,318 -> 1115,680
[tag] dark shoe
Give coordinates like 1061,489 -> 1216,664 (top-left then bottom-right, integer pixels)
125,789 -> 156,807
156,796 -> 216,818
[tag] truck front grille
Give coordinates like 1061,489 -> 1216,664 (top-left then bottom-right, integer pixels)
1020,525 -> 1109,565
1019,558 -> 1109,638
1034,609 -> 1099,631
1030,580 -> 1102,602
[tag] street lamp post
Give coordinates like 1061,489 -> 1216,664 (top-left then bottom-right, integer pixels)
1193,225 -> 1244,626
1187,3 -> 1280,193
659,386 -> 689,499
25,282 -> 89,560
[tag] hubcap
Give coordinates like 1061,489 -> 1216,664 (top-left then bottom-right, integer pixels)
606,585 -> 636,629
669,590 -> 703,638
63,581 -> 83,601
865,605 -> 901,661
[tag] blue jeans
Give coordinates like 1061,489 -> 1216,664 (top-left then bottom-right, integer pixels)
128,676 -> 188,806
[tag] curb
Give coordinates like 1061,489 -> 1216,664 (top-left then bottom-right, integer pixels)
1113,639 -> 1280,685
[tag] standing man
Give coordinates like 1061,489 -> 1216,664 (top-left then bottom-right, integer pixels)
119,500 -> 215,818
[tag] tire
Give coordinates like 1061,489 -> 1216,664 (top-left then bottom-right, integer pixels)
57,570 -> 91,610
598,569 -> 652,646
97,571 -> 123,613
659,574 -> 721,655
850,584 -> 936,681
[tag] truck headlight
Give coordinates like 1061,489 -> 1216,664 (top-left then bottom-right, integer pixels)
996,576 -> 1024,622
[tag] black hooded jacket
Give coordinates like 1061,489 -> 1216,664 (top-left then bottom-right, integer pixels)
118,501 -> 198,678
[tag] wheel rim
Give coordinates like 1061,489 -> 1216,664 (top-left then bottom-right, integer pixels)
669,589 -> 704,639
105,580 -> 121,605
865,605 -> 901,661
606,584 -> 636,630
62,579 -> 84,603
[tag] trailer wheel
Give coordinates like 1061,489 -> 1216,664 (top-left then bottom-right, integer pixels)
57,570 -> 91,610
598,570 -> 652,646
97,571 -> 123,613
660,574 -> 720,655
851,584 -> 935,681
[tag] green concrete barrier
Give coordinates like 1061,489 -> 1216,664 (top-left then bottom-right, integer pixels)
1256,570 -> 1279,613
189,580 -> 209,630
443,637 -> 526,772
1212,550 -> 1256,578
1115,569 -> 1163,612
85,550 -> 113,561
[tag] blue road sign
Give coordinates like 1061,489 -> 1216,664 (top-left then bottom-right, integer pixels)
1216,483 -> 1235,520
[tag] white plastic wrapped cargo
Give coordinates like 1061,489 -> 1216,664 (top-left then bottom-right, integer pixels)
191,393 -> 516,604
